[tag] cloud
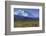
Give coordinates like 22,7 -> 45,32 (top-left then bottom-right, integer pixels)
14,10 -> 28,17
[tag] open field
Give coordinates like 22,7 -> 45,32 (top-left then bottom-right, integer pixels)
14,19 -> 39,27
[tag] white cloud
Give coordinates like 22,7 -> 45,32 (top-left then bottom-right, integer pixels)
23,13 -> 28,17
14,10 -> 28,17
14,11 -> 19,15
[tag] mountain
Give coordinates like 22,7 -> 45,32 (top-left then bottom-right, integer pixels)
14,8 -> 39,20
14,15 -> 39,20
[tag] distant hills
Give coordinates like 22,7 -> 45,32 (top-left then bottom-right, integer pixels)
14,15 -> 39,20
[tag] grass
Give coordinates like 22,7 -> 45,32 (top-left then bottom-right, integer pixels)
14,19 -> 39,27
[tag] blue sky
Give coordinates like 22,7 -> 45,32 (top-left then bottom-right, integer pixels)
14,8 -> 39,18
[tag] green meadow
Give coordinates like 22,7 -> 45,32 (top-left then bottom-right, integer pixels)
14,19 -> 39,27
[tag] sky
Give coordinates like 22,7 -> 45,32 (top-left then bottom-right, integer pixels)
14,8 -> 39,18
